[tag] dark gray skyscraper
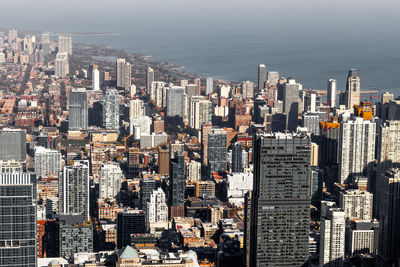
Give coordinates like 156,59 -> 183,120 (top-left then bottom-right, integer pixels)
101,89 -> 120,130
283,78 -> 301,131
231,142 -> 243,173
258,64 -> 266,91
0,173 -> 36,266
247,133 -> 310,267
0,128 -> 26,161
208,128 -> 227,174
69,88 -> 88,130
169,152 -> 185,218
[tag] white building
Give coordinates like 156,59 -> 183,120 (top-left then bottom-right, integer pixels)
130,116 -> 152,137
150,81 -> 165,107
339,189 -> 373,221
101,89 -> 120,130
189,96 -> 212,130
58,35 -> 72,55
226,172 -> 253,206
327,79 -> 337,108
186,161 -> 201,182
146,187 -> 168,224
140,133 -> 168,149
219,84 -> 231,98
242,81 -> 254,99
206,77 -> 213,95
319,201 -> 346,267
55,52 -> 69,78
346,220 -> 378,256
99,163 -> 122,200
129,99 -> 145,120
339,117 -> 376,184
92,66 -> 100,91
34,146 -> 62,178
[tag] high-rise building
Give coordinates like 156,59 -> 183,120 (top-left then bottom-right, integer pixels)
267,71 -> 279,87
99,163 -> 122,200
339,189 -> 373,220
206,77 -> 214,95
327,79 -> 337,108
242,81 -> 254,99
146,67 -> 154,93
8,29 -> 18,43
247,132 -> 310,267
34,146 -> 61,178
116,58 -> 126,88
189,96 -> 212,130
231,142 -> 243,173
208,128 -> 227,174
169,153 -> 185,218
124,62 -> 132,92
158,148 -> 169,176
186,160 -> 201,182
377,168 -> 400,265
319,201 -> 346,267
346,220 -> 379,256
185,84 -> 199,97
0,128 -> 26,161
258,64 -> 266,90
345,69 -> 361,109
58,35 -> 72,55
129,99 -> 145,120
201,123 -> 213,166
55,52 -> 69,77
166,86 -> 185,118
101,89 -> 120,130
339,117 -> 376,184
150,81 -> 165,106
69,88 -> 88,130
0,173 -> 36,266
146,188 -> 168,224
117,210 -> 146,249
59,160 -> 90,221
283,78 -> 301,131
92,64 -> 100,91
140,178 -> 157,208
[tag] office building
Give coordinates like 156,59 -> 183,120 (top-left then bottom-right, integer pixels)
283,78 -> 301,131
327,79 -> 337,108
99,163 -> 123,200
92,64 -> 100,91
166,86 -> 185,118
55,52 -> 69,77
116,58 -> 126,88
158,148 -> 169,176
319,201 -> 346,267
0,128 -> 26,161
69,88 -> 88,130
59,160 -> 90,221
258,64 -> 266,90
339,117 -> 376,184
189,96 -> 212,130
247,133 -> 310,267
339,189 -> 373,221
345,69 -> 361,109
140,178 -> 157,207
201,123 -> 213,166
101,89 -> 120,130
129,99 -> 145,120
169,153 -> 185,218
231,142 -> 243,173
208,128 -> 227,174
146,67 -> 154,92
34,146 -> 61,178
0,173 -> 36,266
124,62 -> 132,92
58,35 -> 72,55
146,188 -> 168,224
242,81 -> 254,99
267,71 -> 279,87
117,210 -> 146,249
346,220 -> 379,256
206,77 -> 213,94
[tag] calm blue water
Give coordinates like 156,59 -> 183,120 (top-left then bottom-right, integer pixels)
1,0 -> 400,95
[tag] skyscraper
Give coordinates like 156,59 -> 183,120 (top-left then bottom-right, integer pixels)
101,89 -> 120,130
327,79 -> 337,108
0,128 -> 26,161
339,117 -> 376,184
242,81 -> 254,99
166,86 -> 185,118
99,163 -> 122,200
0,173 -> 36,267
206,77 -> 214,95
55,52 -> 69,78
146,187 -> 168,224
267,71 -> 279,87
231,142 -> 243,173
339,189 -> 373,220
124,62 -> 132,92
116,58 -> 126,88
208,128 -> 227,174
92,64 -> 100,91
345,69 -> 361,109
247,132 -> 310,267
169,152 -> 185,218
34,146 -> 61,178
69,88 -> 88,130
189,96 -> 212,130
58,35 -> 72,55
59,160 -> 90,221
129,99 -> 145,120
319,201 -> 346,267
117,210 -> 146,249
146,67 -> 154,93
283,78 -> 301,131
201,123 -> 213,166
258,64 -> 266,91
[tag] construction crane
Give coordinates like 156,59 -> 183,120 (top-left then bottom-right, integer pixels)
122,134 -> 132,152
